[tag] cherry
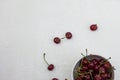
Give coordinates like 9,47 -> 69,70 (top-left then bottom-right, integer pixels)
98,59 -> 104,65
84,74 -> 91,80
94,65 -> 99,73
94,74 -> 102,80
103,62 -> 111,69
99,67 -> 106,73
65,32 -> 72,39
92,59 -> 99,65
48,64 -> 54,71
81,66 -> 88,71
53,37 -> 61,44
90,24 -> 98,31
43,53 -> 54,71
88,62 -> 94,69
81,57 -> 89,65
101,73 -> 108,79
107,73 -> 112,79
52,78 -> 59,80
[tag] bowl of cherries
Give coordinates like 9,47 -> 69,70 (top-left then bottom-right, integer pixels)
73,49 -> 115,80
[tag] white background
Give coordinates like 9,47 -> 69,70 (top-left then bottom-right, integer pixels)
0,0 -> 120,80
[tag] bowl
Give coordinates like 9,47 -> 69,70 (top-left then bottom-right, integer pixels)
72,54 -> 114,80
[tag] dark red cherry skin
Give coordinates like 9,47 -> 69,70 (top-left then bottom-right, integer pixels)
48,64 -> 54,71
81,66 -> 88,71
65,32 -> 72,39
107,73 -> 112,79
103,62 -> 111,69
92,59 -> 99,65
52,78 -> 58,80
94,65 -> 99,73
94,74 -> 102,80
88,62 -> 94,69
101,73 -> 108,79
99,67 -> 106,73
90,24 -> 98,31
81,58 -> 88,65
84,75 -> 91,80
54,37 -> 61,44
98,59 -> 104,65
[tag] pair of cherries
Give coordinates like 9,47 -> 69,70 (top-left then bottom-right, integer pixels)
53,32 -> 72,44
53,24 -> 98,44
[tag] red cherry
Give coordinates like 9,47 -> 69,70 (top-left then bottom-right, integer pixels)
101,73 -> 108,79
94,65 -> 99,73
48,64 -> 54,71
43,53 -> 54,71
94,74 -> 102,80
84,75 -> 91,80
81,66 -> 88,71
54,37 -> 61,44
99,67 -> 106,73
81,57 -> 89,65
88,62 -> 94,69
92,59 -> 99,65
52,78 -> 59,80
90,24 -> 98,31
65,32 -> 72,39
107,72 -> 112,79
103,62 -> 111,69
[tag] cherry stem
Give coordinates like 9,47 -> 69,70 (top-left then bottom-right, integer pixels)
99,70 -> 101,75
100,57 -> 111,66
61,37 -> 65,39
112,66 -> 116,70
81,53 -> 86,57
89,71 -> 93,80
81,53 -> 90,63
43,53 -> 49,66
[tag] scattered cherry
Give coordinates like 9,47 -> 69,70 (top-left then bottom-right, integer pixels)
65,32 -> 72,39
43,53 -> 54,71
90,24 -> 98,31
52,78 -> 59,80
53,37 -> 61,44
53,32 -> 72,44
48,64 -> 54,71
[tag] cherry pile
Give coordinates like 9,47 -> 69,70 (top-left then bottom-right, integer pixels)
53,32 -> 72,44
74,53 -> 114,80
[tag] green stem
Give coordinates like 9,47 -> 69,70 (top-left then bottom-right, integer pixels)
89,71 -> 93,80
61,37 -> 65,39
43,53 -> 49,66
81,53 -> 90,63
99,57 -> 111,66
